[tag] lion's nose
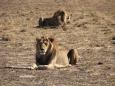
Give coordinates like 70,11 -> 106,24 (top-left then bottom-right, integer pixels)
41,49 -> 44,51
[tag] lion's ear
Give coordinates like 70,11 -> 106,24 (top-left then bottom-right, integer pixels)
48,38 -> 54,43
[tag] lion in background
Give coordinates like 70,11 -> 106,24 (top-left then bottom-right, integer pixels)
31,36 -> 79,70
38,10 -> 71,30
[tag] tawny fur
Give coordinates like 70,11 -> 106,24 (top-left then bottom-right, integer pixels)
31,36 -> 78,70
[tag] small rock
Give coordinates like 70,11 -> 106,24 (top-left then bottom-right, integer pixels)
112,36 -> 115,44
20,29 -> 26,32
97,62 -> 103,65
0,37 -> 10,41
112,36 -> 115,40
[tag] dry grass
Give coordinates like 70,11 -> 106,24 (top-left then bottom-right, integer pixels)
0,0 -> 115,86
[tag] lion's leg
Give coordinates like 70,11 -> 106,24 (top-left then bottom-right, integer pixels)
45,64 -> 54,69
67,49 -> 79,65
30,64 -> 54,70
36,64 -> 54,70
55,64 -> 71,68
44,57 -> 56,69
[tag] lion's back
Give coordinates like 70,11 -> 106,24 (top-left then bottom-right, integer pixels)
56,49 -> 69,66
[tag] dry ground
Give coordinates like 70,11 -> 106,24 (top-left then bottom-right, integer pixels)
0,0 -> 115,86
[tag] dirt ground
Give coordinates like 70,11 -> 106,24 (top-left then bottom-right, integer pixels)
0,0 -> 115,86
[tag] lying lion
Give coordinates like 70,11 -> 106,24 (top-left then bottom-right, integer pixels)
31,36 -> 79,69
39,10 -> 71,29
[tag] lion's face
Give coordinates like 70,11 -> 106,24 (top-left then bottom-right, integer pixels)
36,37 -> 54,55
53,10 -> 71,24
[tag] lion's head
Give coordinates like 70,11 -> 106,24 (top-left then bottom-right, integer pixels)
53,10 -> 71,24
36,36 -> 54,55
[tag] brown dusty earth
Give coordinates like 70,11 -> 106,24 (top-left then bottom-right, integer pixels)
0,0 -> 115,86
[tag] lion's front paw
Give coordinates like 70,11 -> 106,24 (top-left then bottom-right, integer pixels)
68,64 -> 72,67
30,64 -> 38,70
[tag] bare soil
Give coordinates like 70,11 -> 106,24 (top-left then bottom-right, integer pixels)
0,0 -> 115,86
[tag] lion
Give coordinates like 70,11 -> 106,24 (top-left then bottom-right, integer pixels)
31,36 -> 79,70
39,10 -> 71,29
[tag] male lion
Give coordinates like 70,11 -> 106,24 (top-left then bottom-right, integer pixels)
39,10 -> 71,30
31,36 -> 79,70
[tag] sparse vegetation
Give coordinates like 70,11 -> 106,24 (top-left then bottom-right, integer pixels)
0,0 -> 115,86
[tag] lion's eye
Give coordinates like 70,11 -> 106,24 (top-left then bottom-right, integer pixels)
44,42 -> 48,45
